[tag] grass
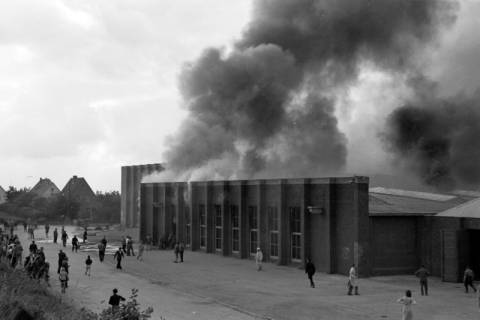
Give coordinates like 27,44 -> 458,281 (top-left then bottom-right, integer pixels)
0,261 -> 95,320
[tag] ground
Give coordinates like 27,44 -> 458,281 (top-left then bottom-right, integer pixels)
18,225 -> 480,320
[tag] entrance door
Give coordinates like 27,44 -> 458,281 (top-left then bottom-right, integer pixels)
441,230 -> 469,282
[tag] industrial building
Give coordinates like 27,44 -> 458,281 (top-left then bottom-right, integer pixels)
121,163 -> 163,227
139,177 -> 370,276
136,176 -> 480,281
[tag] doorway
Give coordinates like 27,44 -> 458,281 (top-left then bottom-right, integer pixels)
468,230 -> 480,280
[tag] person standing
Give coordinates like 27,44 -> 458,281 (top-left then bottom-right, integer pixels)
121,237 -> 127,254
98,242 -> 106,262
179,242 -> 185,263
85,255 -> 92,276
137,242 -> 145,261
464,266 -> 477,293
53,228 -> 58,244
126,236 -> 134,256
108,289 -> 125,313
101,236 -> 107,248
61,230 -> 68,247
83,229 -> 88,244
255,247 -> 263,271
45,224 -> 50,238
397,290 -> 416,320
174,242 -> 180,263
29,241 -> 37,254
59,266 -> 68,293
71,235 -> 79,253
348,264 -> 359,295
414,265 -> 430,296
305,258 -> 316,288
113,247 -> 124,270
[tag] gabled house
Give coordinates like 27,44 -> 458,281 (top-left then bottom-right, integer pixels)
62,175 -> 98,220
0,185 -> 7,204
30,178 -> 60,198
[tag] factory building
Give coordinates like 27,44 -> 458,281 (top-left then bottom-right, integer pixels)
140,177 -> 370,276
121,163 -> 163,228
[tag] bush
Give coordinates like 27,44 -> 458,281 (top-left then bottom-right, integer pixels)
98,289 -> 154,320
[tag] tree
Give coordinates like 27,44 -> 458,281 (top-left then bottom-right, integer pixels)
95,191 -> 121,223
98,289 -> 154,320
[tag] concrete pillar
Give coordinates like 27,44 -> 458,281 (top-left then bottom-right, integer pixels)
205,182 -> 214,253
279,180 -> 288,265
258,181 -> 267,259
222,181 -> 231,256
240,181 -> 248,259
190,183 -> 199,251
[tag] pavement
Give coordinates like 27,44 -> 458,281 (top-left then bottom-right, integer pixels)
16,226 -> 480,320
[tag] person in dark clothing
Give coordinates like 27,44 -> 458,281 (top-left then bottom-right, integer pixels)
121,237 -> 127,254
45,224 -> 50,238
85,255 -> 92,276
29,241 -> 37,254
174,242 -> 180,263
305,258 -> 316,288
101,236 -> 107,247
108,288 -> 125,313
98,242 -> 106,262
179,242 -> 185,262
72,236 -> 79,252
57,249 -> 66,274
83,229 -> 88,244
415,265 -> 430,296
61,230 -> 68,247
53,228 -> 58,244
464,266 -> 477,293
113,248 -> 124,269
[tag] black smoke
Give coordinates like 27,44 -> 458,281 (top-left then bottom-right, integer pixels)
383,87 -> 480,190
160,0 -> 458,181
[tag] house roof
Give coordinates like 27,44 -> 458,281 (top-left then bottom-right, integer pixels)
369,187 -> 474,216
62,176 -> 96,201
30,178 -> 60,198
436,197 -> 480,218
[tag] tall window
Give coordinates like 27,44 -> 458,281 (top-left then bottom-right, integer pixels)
268,206 -> 279,258
199,205 -> 206,248
171,204 -> 176,234
231,205 -> 239,252
184,205 -> 191,247
290,207 -> 302,261
214,205 -> 222,250
249,206 -> 258,254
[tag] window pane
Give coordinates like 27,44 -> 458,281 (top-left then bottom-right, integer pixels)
270,232 -> 278,257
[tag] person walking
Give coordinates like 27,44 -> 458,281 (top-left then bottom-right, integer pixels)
71,235 -> 79,253
397,290 -> 416,320
174,242 -> 180,263
57,249 -> 66,274
415,265 -> 430,296
121,237 -> 127,254
464,266 -> 477,293
61,230 -> 68,247
85,255 -> 92,276
98,242 -> 106,262
45,224 -> 50,238
113,247 -> 124,270
108,289 -> 125,313
101,236 -> 107,248
83,229 -> 88,244
179,242 -> 185,262
348,264 -> 359,295
59,266 -> 68,293
53,228 -> 58,244
255,247 -> 263,271
137,242 -> 145,261
126,236 -> 134,256
305,258 -> 316,288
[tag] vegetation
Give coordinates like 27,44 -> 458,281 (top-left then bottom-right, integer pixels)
0,262 -> 154,320
0,187 -> 120,224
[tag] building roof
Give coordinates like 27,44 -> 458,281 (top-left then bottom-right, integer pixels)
62,176 -> 96,201
436,197 -> 480,218
30,178 -> 60,198
369,187 -> 474,216
0,186 -> 6,204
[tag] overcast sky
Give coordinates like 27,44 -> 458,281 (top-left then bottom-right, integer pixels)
0,0 -> 252,191
1,0 -> 480,192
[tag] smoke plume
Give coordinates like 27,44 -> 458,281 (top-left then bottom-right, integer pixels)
152,0 -> 458,182
383,78 -> 480,190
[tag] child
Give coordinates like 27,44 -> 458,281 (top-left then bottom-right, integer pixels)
397,290 -> 416,320
85,255 -> 92,276
59,267 -> 68,293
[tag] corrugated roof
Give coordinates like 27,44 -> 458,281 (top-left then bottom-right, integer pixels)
436,197 -> 480,218
369,187 -> 456,202
369,191 -> 472,216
